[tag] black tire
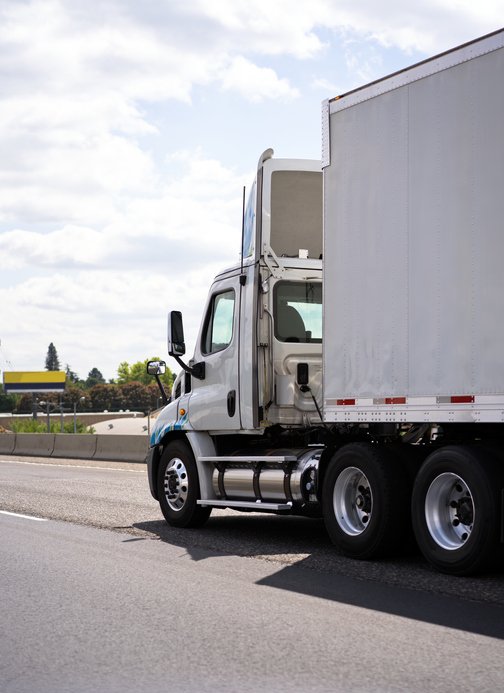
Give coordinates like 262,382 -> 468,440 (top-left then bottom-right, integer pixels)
157,440 -> 211,528
322,443 -> 410,559
411,445 -> 503,575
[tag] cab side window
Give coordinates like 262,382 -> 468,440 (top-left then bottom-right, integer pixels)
274,281 -> 322,343
202,289 -> 235,355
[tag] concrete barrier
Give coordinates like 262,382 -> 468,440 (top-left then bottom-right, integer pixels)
93,435 -> 148,463
14,433 -> 55,457
0,432 -> 148,463
0,433 -> 16,454
52,434 -> 98,459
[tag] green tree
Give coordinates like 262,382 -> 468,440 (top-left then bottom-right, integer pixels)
88,384 -> 124,411
81,381 -> 167,414
65,364 -> 80,383
147,382 -> 167,410
86,367 -> 105,388
116,361 -> 131,384
120,382 -> 152,412
0,384 -> 18,413
15,391 -> 59,414
16,393 -> 38,413
116,358 -> 174,387
45,342 -> 61,371
62,385 -> 89,411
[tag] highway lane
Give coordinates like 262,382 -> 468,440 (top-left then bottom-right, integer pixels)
1,454 -> 504,608
0,455 -> 159,531
2,509 -> 504,693
2,455 -> 504,692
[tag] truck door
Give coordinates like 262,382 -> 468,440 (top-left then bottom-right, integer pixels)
186,272 -> 241,431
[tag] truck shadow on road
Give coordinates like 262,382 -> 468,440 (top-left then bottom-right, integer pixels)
133,511 -> 504,639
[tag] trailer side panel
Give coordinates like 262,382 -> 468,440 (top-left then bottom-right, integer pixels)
323,36 -> 504,420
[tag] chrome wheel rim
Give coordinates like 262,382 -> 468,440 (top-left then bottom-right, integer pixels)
163,457 -> 189,511
333,466 -> 373,536
425,473 -> 474,550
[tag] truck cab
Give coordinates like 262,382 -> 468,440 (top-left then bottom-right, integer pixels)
152,149 -> 323,443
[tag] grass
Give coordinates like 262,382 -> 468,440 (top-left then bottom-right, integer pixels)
9,419 -> 95,434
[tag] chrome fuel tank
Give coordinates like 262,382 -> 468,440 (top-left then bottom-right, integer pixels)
211,447 -> 322,506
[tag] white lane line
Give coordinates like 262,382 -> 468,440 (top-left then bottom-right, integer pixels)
0,510 -> 48,522
0,459 -> 145,473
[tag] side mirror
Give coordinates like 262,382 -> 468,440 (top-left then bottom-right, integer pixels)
168,311 -> 186,357
166,309 -> 205,380
147,360 -> 166,376
146,360 -> 169,405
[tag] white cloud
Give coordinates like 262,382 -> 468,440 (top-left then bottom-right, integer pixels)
100,150 -> 249,257
182,0 -> 502,57
188,0 -> 326,58
0,0 -> 300,231
0,226 -> 106,269
0,150 -> 247,269
0,127 -> 158,226
221,56 -> 299,102
0,1 -> 213,104
316,0 -> 502,54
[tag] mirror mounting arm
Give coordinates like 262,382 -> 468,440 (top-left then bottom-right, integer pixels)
172,355 -> 206,381
155,375 -> 170,405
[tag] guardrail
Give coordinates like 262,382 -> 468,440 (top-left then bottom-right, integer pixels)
0,433 -> 148,463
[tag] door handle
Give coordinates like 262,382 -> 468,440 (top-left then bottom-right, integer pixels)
227,390 -> 236,417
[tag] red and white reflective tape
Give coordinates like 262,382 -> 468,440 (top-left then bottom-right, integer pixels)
329,395 -> 478,407
324,394 -> 504,423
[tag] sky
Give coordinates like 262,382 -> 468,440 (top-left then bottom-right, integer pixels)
0,0 -> 501,382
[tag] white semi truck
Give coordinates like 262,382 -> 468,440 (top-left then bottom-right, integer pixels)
147,28 -> 504,575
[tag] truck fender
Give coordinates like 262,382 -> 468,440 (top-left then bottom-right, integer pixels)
150,430 -> 217,502
185,431 -> 217,501
316,445 -> 339,500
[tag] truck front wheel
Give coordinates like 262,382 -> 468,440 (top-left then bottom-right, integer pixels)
157,440 -> 211,528
411,446 -> 503,575
322,443 -> 409,559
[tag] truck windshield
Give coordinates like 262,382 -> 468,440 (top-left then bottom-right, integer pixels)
274,281 -> 322,343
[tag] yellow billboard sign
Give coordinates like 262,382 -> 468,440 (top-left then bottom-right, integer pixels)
3,371 -> 66,394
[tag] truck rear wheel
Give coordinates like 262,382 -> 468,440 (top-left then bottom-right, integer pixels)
157,440 -> 211,528
322,443 -> 409,559
411,445 -> 503,575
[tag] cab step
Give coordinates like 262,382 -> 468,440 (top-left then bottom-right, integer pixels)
199,455 -> 297,465
197,499 -> 292,511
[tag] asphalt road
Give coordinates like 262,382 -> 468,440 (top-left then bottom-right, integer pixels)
2,455 -> 504,692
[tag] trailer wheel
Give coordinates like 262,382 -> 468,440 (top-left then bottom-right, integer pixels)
411,446 -> 503,575
322,443 -> 409,559
157,440 -> 211,528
